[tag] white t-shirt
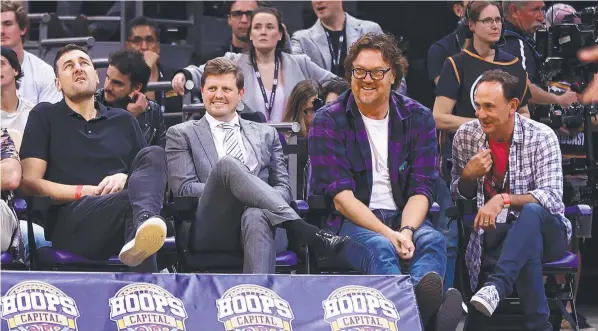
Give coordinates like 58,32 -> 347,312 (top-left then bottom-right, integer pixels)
360,111 -> 398,211
1,96 -> 35,133
204,112 -> 258,172
18,51 -> 62,104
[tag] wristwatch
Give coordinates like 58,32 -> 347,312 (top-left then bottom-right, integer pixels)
500,193 -> 511,208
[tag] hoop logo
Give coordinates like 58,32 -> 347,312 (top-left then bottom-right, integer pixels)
109,283 -> 188,330
216,284 -> 295,331
322,286 -> 400,331
1,281 -> 80,331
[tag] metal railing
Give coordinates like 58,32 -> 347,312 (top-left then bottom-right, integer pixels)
40,36 -> 96,48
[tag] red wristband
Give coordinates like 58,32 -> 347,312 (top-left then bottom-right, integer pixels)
75,185 -> 83,200
500,193 -> 511,208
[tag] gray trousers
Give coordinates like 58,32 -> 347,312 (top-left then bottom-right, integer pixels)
190,156 -> 299,273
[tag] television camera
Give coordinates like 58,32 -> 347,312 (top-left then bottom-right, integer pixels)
534,5 -> 598,205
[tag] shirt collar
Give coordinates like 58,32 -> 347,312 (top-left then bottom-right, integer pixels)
204,112 -> 240,130
64,99 -> 108,120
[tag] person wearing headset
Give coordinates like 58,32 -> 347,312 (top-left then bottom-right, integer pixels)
501,1 -> 577,109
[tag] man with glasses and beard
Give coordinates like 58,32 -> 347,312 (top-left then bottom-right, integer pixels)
309,32 -> 463,331
19,44 -> 168,272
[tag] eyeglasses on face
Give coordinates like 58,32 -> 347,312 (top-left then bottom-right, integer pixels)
477,17 -> 504,26
351,68 -> 391,81
230,10 -> 254,18
127,36 -> 157,45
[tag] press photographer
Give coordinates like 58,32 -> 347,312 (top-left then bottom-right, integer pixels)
95,49 -> 166,148
501,1 -> 578,108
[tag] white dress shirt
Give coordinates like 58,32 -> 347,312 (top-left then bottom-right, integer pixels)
204,112 -> 258,172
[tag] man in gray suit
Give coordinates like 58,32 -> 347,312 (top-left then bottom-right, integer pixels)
165,57 -> 348,273
291,1 -> 382,77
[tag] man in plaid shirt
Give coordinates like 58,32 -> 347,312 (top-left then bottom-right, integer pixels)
451,69 -> 571,330
309,33 -> 463,331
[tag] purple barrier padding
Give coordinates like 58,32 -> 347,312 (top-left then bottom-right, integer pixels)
0,271 -> 422,331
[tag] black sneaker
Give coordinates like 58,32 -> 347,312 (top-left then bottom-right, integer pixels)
435,288 -> 463,331
415,272 -> 444,326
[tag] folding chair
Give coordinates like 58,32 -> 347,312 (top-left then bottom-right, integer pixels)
448,200 -> 591,331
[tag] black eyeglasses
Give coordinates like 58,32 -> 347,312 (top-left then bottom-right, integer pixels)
351,68 -> 391,81
230,10 -> 254,18
477,17 -> 504,26
127,36 -> 157,45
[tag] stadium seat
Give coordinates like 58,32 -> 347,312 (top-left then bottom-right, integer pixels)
448,200 -> 591,331
24,196 -> 175,272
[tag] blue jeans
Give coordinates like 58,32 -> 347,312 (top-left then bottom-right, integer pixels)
484,203 -> 567,331
20,221 -> 52,260
338,209 -> 447,287
432,178 -> 458,292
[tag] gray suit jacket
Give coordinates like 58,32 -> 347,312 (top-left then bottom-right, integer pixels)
291,13 -> 383,71
165,116 -> 292,203
182,52 -> 335,117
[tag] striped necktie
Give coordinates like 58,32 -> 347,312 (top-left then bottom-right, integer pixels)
218,123 -> 244,163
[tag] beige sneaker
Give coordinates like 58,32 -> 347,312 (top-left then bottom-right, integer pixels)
118,217 -> 166,267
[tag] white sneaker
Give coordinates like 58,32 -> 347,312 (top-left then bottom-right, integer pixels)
118,217 -> 167,267
470,285 -> 500,317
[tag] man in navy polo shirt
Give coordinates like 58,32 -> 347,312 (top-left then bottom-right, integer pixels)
19,44 -> 167,272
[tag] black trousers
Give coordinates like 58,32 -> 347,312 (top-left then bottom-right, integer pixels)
50,146 -> 167,271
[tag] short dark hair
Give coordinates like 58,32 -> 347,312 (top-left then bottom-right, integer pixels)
53,44 -> 90,75
0,1 -> 29,42
108,49 -> 151,92
344,32 -> 404,90
126,16 -> 160,41
322,77 -> 350,97
200,57 -> 244,90
475,69 -> 520,101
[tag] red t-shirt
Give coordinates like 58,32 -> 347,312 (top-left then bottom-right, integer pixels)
483,139 -> 510,202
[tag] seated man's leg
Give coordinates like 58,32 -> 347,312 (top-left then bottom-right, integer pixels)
410,221 -> 463,330
241,207 -> 278,274
118,146 -> 168,269
52,146 -> 168,272
190,156 -> 347,258
337,216 -> 401,275
471,203 -> 567,330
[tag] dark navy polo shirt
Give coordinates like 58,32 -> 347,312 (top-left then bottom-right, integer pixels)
20,99 -> 147,186
427,22 -> 469,82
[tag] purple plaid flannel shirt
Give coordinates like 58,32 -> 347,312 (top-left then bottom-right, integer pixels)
308,90 -> 439,229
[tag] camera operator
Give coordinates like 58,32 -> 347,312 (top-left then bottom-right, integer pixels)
501,1 -> 578,108
96,49 -> 166,148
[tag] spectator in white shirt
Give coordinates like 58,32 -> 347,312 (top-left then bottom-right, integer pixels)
1,46 -> 34,133
1,1 -> 62,104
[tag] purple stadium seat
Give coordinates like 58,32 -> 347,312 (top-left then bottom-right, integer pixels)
1,251 -> 13,264
276,251 -> 298,266
36,236 -> 177,266
430,202 -> 440,214
13,198 -> 27,213
543,251 -> 578,269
